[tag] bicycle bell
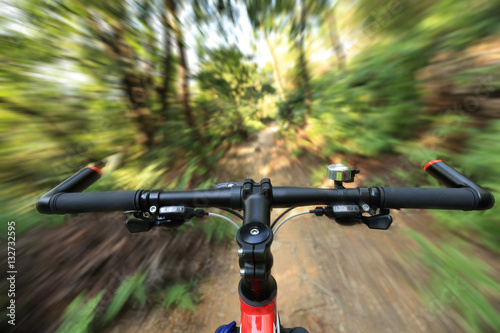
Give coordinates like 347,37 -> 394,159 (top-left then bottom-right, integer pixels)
327,164 -> 354,182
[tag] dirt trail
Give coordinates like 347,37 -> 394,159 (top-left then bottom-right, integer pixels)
109,126 -> 460,332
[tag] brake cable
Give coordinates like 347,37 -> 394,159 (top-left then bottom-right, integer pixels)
218,207 -> 244,220
272,211 -> 312,235
270,206 -> 297,229
208,212 -> 241,230
210,207 -> 313,234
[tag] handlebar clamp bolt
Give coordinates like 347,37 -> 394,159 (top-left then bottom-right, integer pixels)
149,206 -> 157,214
362,204 -> 370,212
250,228 -> 260,235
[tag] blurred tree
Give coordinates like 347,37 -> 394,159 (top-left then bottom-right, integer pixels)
196,46 -> 274,130
191,0 -> 238,38
0,0 -> 255,234
287,0 -> 330,124
297,0 -> 311,123
165,0 -> 203,141
325,3 -> 345,70
245,0 -> 294,101
160,0 -> 174,114
87,7 -> 158,147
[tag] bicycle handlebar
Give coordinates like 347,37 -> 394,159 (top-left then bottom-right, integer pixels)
37,191 -> 139,214
36,160 -> 494,215
34,160 -> 495,331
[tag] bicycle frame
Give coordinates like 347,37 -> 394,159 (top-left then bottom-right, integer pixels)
240,297 -> 278,333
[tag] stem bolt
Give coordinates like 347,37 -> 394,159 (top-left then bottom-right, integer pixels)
250,228 -> 260,235
237,248 -> 244,257
149,206 -> 157,213
240,269 -> 246,277
362,204 -> 370,212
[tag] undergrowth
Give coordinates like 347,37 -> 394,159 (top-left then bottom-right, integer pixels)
161,282 -> 200,313
361,120 -> 500,332
56,272 -> 202,332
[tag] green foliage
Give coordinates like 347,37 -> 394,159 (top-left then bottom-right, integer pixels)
277,88 -> 306,124
408,231 -> 500,333
56,290 -> 105,333
353,0 -> 500,52
57,273 -> 198,330
195,45 -> 275,137
304,44 -> 423,157
393,122 -> 500,255
0,0 -> 267,243
285,1 -> 500,330
181,213 -> 237,243
2,0 -> 500,331
245,0 -> 295,33
103,272 -> 147,325
367,118 -> 500,331
430,120 -> 500,253
1,3 -> 271,331
161,282 -> 198,313
284,0 -> 500,158
201,215 -> 238,242
309,165 -> 327,186
275,123 -> 312,158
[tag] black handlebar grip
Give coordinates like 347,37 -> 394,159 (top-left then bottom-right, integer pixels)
424,160 -> 494,210
377,187 -> 478,210
38,191 -> 140,214
45,166 -> 102,196
37,166 -> 103,214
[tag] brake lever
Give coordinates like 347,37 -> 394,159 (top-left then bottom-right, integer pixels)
359,213 -> 393,230
333,213 -> 393,230
125,218 -> 156,233
125,216 -> 190,233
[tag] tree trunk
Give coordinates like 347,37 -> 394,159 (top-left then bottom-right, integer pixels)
166,0 -> 201,141
327,10 -> 346,70
160,3 -> 173,114
115,31 -> 155,148
299,0 -> 311,124
176,36 -> 197,130
123,72 -> 155,148
263,28 -> 286,101
88,17 -> 156,148
114,24 -> 155,148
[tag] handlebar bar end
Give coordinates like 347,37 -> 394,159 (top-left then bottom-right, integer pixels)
36,195 -> 53,214
85,166 -> 102,176
474,188 -> 495,211
425,160 -> 494,210
424,159 -> 443,171
36,166 -> 103,214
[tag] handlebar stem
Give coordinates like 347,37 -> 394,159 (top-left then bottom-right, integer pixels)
242,178 -> 273,226
238,178 -> 276,303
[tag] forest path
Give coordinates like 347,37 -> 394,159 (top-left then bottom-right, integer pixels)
108,125 -> 460,332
